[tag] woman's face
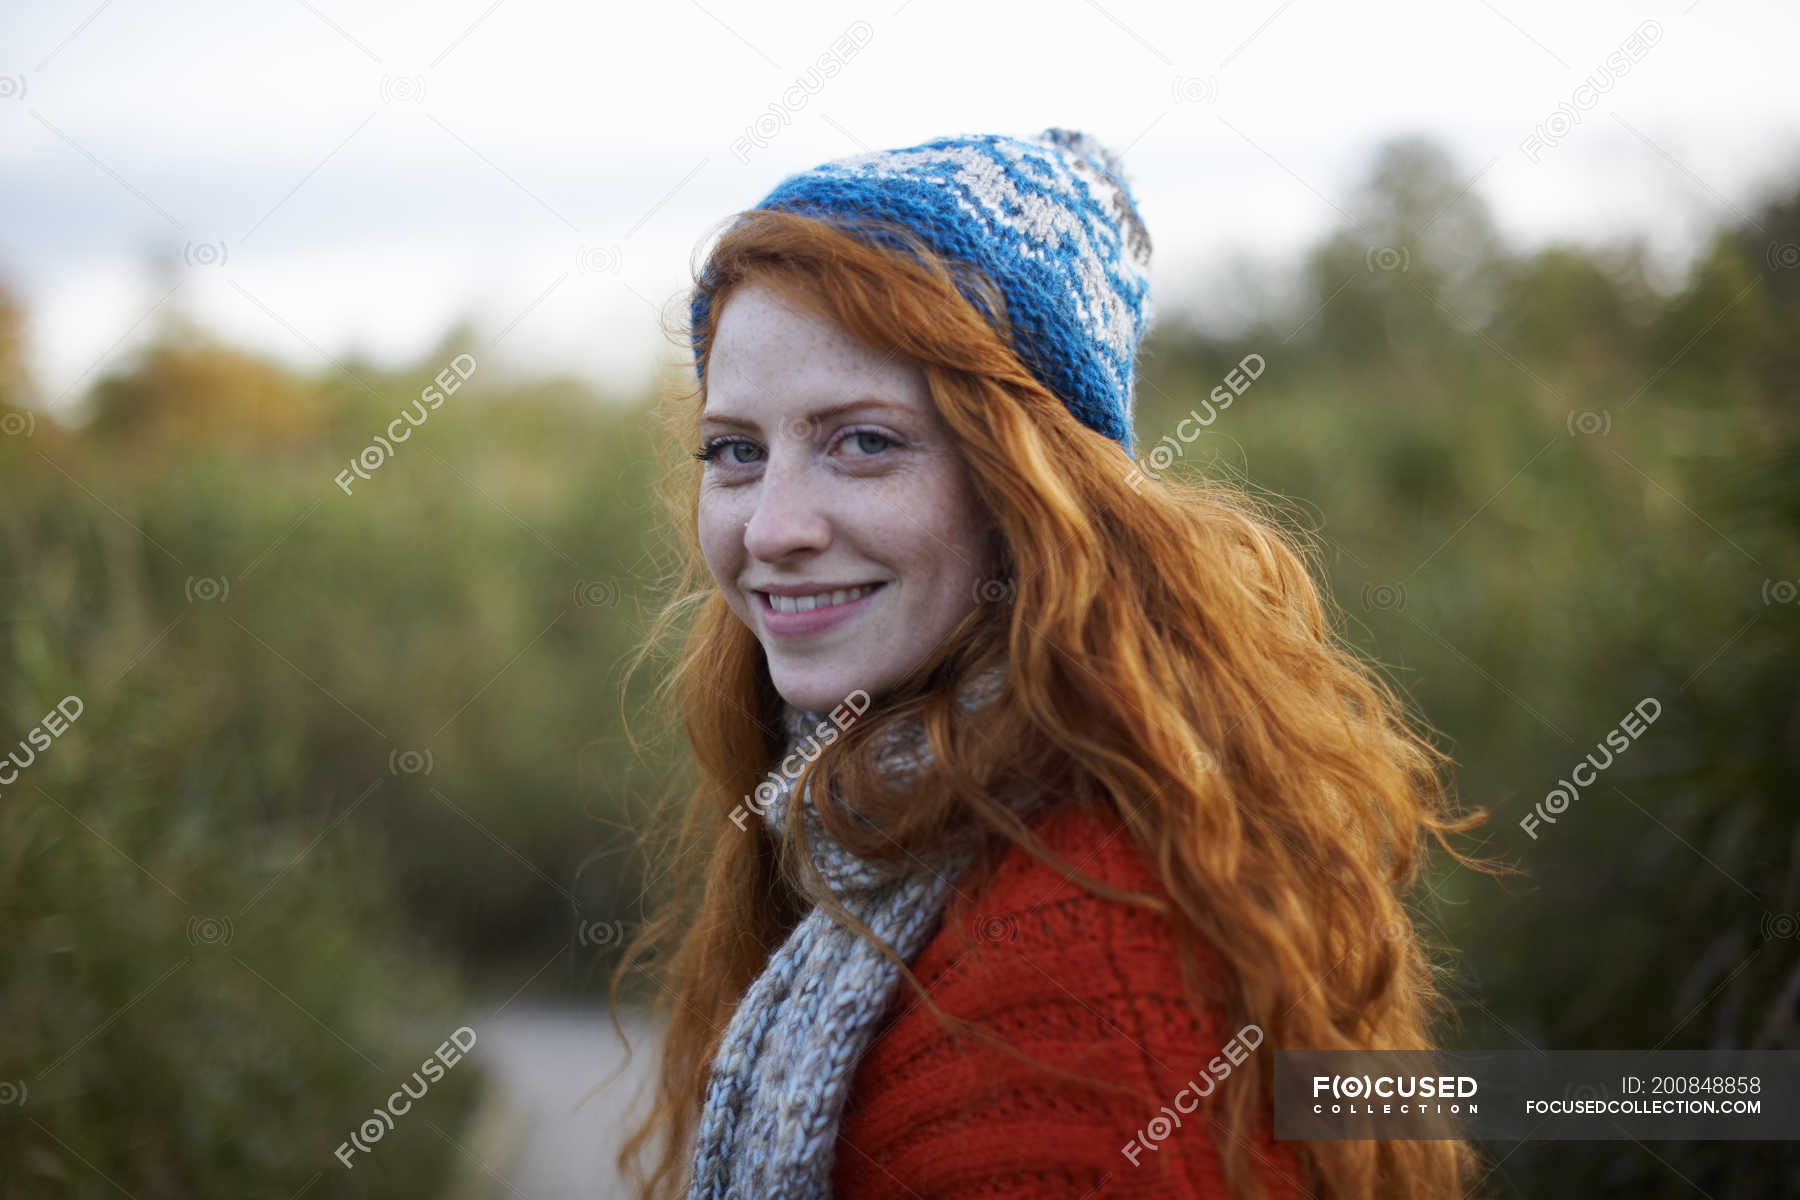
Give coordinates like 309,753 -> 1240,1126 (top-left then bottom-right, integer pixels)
697,280 -> 1001,715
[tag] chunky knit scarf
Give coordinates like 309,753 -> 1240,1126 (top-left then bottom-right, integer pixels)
685,666 -> 1014,1200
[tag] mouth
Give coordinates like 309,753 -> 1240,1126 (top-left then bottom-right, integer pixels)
752,582 -> 886,636
757,583 -> 881,614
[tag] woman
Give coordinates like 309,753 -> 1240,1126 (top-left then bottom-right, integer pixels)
611,128 -> 1492,1199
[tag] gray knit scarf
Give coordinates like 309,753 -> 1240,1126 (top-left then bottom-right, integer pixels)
684,665 -> 1012,1200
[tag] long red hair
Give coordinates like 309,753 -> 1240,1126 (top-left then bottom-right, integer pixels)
606,208 -> 1496,1199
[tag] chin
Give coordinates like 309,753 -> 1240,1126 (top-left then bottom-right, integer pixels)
772,679 -> 849,716
770,664 -> 885,716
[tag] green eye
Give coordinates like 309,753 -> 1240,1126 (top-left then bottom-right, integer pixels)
845,430 -> 895,455
694,437 -> 763,465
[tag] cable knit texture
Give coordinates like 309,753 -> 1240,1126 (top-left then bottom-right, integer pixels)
829,799 -> 1308,1199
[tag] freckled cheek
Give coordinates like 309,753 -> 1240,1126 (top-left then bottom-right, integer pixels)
696,504 -> 747,601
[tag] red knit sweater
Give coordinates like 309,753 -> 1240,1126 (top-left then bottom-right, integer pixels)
829,799 -> 1308,1199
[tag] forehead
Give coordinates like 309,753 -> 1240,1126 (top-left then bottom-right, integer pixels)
701,280 -> 930,421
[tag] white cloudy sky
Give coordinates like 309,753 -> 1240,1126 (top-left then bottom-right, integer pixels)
2,0 -> 1794,417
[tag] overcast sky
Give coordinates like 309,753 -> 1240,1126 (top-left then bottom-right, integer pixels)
2,0 -> 1794,417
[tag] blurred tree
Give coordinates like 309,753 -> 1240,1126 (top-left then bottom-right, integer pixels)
1300,135 -> 1509,366
1728,185 -> 1800,405
1653,231 -> 1776,389
83,332 -> 331,448
0,278 -> 26,409
1491,245 -> 1648,368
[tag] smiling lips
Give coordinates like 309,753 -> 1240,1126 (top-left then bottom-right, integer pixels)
753,582 -> 885,635
763,584 -> 879,614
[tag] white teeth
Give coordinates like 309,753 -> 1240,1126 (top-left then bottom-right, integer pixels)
767,584 -> 875,614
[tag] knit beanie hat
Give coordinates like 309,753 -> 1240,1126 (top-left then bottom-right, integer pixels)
689,127 -> 1155,455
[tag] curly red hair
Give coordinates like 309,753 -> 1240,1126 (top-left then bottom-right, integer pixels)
605,208 -> 1497,1199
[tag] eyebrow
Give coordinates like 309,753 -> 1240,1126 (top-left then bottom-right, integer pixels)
698,397 -> 913,431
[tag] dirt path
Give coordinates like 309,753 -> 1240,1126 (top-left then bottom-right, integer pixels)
444,1006 -> 663,1199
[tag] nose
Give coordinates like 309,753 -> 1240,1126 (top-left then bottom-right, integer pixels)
742,453 -> 830,562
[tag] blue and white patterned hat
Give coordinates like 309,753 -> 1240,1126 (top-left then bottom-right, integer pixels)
690,128 -> 1155,454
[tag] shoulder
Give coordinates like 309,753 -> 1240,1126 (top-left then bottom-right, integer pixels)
923,798 -> 1213,1023
946,796 -> 1177,943
831,798 -> 1305,1199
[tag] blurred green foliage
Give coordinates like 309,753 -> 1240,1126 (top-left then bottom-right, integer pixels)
2,136 -> 1795,1197
1140,138 -> 1799,1198
2,322 -> 677,1194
